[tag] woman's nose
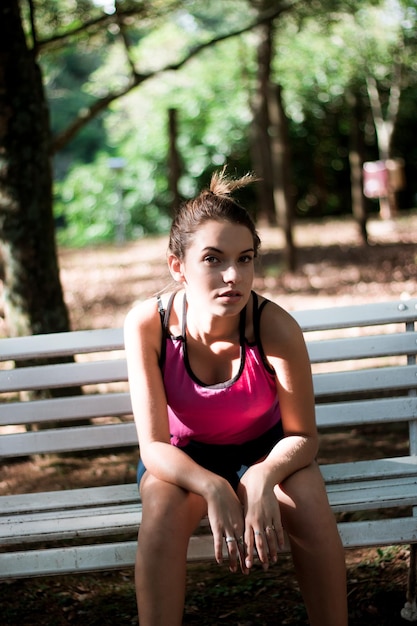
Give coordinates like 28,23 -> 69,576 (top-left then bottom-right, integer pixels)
223,264 -> 239,283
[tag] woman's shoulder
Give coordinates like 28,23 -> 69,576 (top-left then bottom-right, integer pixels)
255,293 -> 305,351
256,293 -> 298,325
124,296 -> 159,328
124,290 -> 182,335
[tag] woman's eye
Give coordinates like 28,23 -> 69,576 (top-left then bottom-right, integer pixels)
240,255 -> 254,263
203,255 -> 219,264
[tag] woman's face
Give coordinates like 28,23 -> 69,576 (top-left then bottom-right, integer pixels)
171,219 -> 255,316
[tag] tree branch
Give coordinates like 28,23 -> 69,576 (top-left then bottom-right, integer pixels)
50,1 -> 298,154
115,2 -> 137,76
36,8 -> 152,52
27,0 -> 38,55
386,57 -> 402,127
365,75 -> 384,132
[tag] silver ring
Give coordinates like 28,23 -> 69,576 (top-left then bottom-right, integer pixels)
254,530 -> 263,536
225,536 -> 236,543
265,525 -> 275,532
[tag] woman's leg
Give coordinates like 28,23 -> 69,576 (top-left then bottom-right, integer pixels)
136,472 -> 207,626
277,462 -> 348,626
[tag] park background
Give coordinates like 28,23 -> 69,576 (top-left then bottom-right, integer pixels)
1,0 -> 417,624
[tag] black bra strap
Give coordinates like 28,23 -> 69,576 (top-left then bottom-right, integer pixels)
252,291 -> 261,345
182,293 -> 187,338
239,299 -> 247,346
157,292 -> 176,369
252,291 -> 275,374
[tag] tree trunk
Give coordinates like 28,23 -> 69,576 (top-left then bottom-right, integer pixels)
268,82 -> 296,271
0,0 -> 70,338
250,19 -> 276,226
347,89 -> 368,244
366,71 -> 402,219
168,108 -> 181,214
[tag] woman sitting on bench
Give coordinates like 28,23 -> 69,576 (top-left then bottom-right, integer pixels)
124,168 -> 348,626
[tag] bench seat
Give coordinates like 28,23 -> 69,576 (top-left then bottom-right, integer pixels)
1,297 -> 417,618
2,455 -> 417,576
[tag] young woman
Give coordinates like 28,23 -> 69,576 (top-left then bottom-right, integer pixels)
124,169 -> 348,625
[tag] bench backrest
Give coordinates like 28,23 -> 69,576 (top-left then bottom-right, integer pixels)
1,299 -> 416,463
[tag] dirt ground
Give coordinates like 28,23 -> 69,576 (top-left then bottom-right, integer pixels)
57,213 -> 417,332
1,212 -> 417,625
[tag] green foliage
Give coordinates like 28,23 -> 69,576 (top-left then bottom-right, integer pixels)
46,0 -> 417,245
54,15 -> 256,245
54,154 -> 172,246
272,0 -> 417,215
46,45 -> 108,176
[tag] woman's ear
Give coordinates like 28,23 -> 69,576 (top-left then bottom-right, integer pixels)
167,254 -> 185,283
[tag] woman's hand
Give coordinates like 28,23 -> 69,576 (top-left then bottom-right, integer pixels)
238,464 -> 285,571
205,477 -> 248,574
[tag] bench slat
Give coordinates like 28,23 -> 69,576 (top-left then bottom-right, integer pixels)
327,477 -> 417,512
0,328 -> 124,361
0,359 -> 128,393
0,541 -> 138,578
0,392 -> 132,426
0,484 -> 139,515
307,332 -> 417,363
1,516 -> 417,580
316,396 -> 417,428
338,516 -> 417,548
0,423 -> 138,458
292,299 -> 417,331
0,505 -> 141,544
321,456 -> 417,482
314,364 -> 417,397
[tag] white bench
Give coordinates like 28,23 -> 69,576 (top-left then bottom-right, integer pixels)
1,299 -> 417,619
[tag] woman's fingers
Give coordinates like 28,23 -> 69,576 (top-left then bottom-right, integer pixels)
254,529 -> 270,569
251,523 -> 285,570
213,528 -> 225,565
236,535 -> 248,574
224,535 -> 238,572
224,534 -> 248,574
273,522 -> 285,551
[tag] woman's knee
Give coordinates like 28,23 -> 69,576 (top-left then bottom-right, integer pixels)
140,474 -> 206,539
279,461 -> 328,506
277,462 -> 336,537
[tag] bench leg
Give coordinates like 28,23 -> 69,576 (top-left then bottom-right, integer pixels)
401,544 -> 417,622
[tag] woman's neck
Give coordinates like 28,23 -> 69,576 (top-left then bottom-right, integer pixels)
184,299 -> 242,346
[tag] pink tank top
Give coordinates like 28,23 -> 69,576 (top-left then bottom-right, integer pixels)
158,292 -> 281,447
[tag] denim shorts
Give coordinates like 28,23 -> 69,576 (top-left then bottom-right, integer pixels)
137,421 -> 284,492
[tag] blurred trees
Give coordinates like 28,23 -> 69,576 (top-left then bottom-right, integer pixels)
1,0 -> 416,337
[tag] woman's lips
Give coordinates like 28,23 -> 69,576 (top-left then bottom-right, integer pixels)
217,291 -> 242,301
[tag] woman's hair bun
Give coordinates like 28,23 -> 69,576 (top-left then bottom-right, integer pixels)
209,166 -> 260,197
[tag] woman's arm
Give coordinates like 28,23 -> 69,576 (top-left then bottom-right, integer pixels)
123,299 -> 247,569
259,300 -> 318,481
124,298 -> 218,492
239,300 -> 318,567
